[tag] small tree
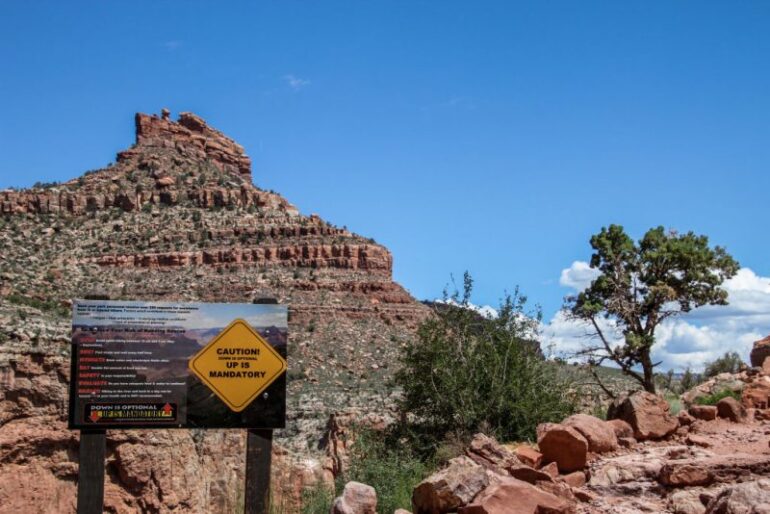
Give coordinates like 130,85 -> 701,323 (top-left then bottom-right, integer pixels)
703,351 -> 744,377
566,225 -> 739,393
678,367 -> 702,393
396,273 -> 576,444
655,369 -> 675,393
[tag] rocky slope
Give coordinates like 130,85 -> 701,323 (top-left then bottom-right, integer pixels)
396,338 -> 770,514
0,110 -> 428,513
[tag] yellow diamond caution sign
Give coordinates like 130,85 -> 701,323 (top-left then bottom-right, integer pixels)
189,319 -> 287,412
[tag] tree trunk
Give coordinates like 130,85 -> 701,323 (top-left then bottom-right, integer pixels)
641,347 -> 656,394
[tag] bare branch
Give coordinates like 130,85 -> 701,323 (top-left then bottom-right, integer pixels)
587,366 -> 616,399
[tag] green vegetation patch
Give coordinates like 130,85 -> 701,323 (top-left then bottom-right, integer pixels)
6,293 -> 69,318
694,388 -> 741,406
292,428 -> 431,514
342,429 -> 431,514
396,273 -> 576,447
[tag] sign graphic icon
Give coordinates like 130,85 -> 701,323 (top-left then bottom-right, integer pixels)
189,319 -> 287,412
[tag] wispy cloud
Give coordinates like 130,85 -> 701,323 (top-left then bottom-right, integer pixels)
442,96 -> 476,110
421,96 -> 477,113
163,40 -> 183,51
283,74 -> 311,91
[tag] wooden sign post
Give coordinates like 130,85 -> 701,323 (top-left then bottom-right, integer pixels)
76,429 -> 106,514
75,293 -> 109,514
245,429 -> 273,514
245,297 -> 279,514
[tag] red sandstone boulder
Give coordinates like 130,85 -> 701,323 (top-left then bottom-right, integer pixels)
560,471 -> 586,488
750,335 -> 770,368
689,405 -> 717,421
607,391 -> 678,440
563,414 -> 618,453
741,377 -> 770,409
507,465 -> 553,485
331,482 -> 377,514
677,410 -> 695,426
686,434 -> 713,448
536,480 -> 577,503
514,446 -> 543,468
716,397 -> 746,422
659,463 -> 713,487
465,433 -> 520,472
412,456 -> 489,514
606,419 -> 634,440
458,477 -> 574,514
541,462 -> 559,478
536,423 -> 588,473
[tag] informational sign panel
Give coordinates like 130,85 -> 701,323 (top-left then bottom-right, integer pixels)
68,300 -> 287,430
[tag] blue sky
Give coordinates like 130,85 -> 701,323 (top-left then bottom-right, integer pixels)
2,2 -> 770,368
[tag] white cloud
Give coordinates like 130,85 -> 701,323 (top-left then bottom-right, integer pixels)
540,310 -> 622,358
283,74 -> 311,91
543,264 -> 770,371
435,298 -> 498,319
559,261 -> 600,291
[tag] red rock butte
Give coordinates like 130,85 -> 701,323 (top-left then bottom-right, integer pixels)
0,109 -> 427,512
126,111 -> 253,178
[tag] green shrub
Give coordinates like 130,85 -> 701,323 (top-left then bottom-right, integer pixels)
665,392 -> 683,414
298,483 -> 334,514
288,429 -> 430,514
677,367 -> 703,393
342,429 -> 431,514
6,294 -> 69,318
703,351 -> 744,377
591,403 -> 608,420
694,388 -> 741,406
395,273 -> 576,448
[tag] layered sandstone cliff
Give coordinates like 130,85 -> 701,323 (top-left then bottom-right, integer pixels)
0,111 -> 428,513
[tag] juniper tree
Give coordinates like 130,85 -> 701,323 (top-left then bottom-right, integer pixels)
566,225 -> 739,394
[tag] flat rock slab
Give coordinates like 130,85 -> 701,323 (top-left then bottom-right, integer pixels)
662,454 -> 770,484
458,477 -> 573,514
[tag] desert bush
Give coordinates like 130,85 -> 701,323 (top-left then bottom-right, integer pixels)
703,351 -> 744,377
655,369 -> 675,393
293,428 -> 431,514
395,273 -> 576,448
342,428 -> 431,514
6,294 -> 69,318
677,367 -> 703,393
694,388 -> 741,406
298,484 -> 334,514
665,392 -> 683,414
